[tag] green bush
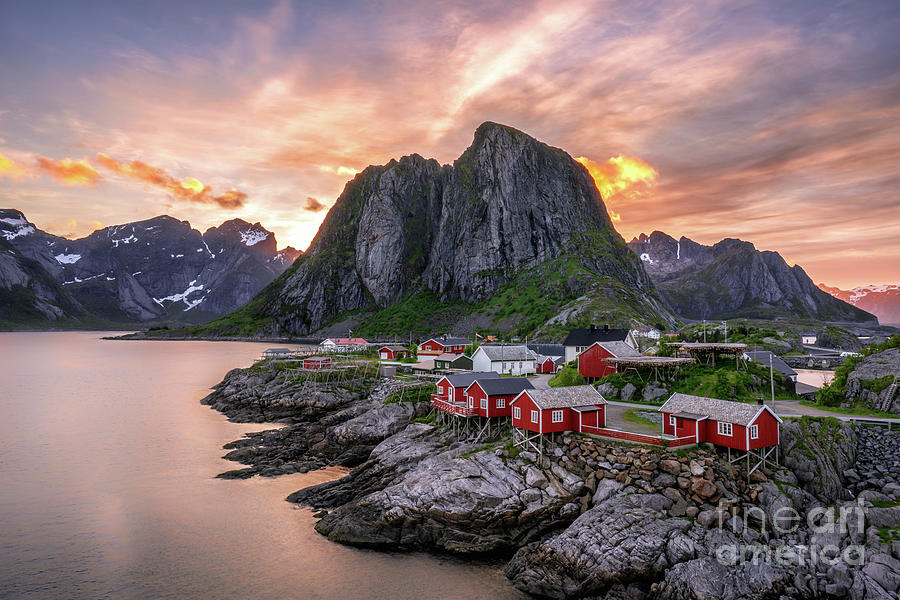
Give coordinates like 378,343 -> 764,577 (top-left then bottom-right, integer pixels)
816,334 -> 900,406
548,363 -> 585,387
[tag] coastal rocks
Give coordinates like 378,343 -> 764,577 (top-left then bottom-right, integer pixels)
504,492 -> 692,598
779,417 -> 857,504
845,348 -> 900,415
312,431 -> 583,553
657,555 -> 791,600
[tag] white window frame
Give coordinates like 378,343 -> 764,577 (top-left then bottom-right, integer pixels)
531,410 -> 539,423
480,398 -> 487,410
513,406 -> 521,419
669,415 -> 676,427
497,398 -> 506,409
749,424 -> 759,439
551,410 -> 563,423
718,421 -> 733,437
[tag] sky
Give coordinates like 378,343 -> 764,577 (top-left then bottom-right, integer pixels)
0,0 -> 898,289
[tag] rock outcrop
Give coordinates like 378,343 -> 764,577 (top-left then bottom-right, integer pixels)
205,360 -> 900,599
845,348 -> 900,415
0,209 -> 299,327
209,122 -> 674,337
627,231 -> 875,323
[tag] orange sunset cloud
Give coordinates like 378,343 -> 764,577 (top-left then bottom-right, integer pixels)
575,156 -> 659,222
0,152 -> 28,180
35,157 -> 102,187
94,154 -> 247,209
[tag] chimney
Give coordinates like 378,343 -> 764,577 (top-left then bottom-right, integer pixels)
757,397 -> 764,405
590,324 -> 597,332
604,324 -> 610,331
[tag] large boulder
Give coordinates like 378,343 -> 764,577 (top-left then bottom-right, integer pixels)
779,417 -> 856,505
845,348 -> 900,415
504,491 -> 692,598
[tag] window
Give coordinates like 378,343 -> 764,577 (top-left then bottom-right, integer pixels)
531,410 -> 539,423
669,415 -> 676,427
480,398 -> 487,410
750,425 -> 759,439
551,410 -> 564,423
718,422 -> 733,436
513,406 -> 521,419
497,399 -> 506,409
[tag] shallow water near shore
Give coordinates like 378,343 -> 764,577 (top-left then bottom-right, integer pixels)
0,332 -> 522,599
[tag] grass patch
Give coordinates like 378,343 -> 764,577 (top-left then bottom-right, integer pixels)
549,363 -> 585,388
622,409 -> 659,428
798,401 -> 898,419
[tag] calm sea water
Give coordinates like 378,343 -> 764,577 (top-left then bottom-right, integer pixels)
0,332 -> 521,600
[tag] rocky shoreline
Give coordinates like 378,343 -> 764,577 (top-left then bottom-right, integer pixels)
204,364 -> 900,599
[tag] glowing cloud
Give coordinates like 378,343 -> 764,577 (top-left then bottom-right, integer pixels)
35,157 -> 102,187
0,152 -> 27,180
94,153 -> 247,209
576,155 -> 658,200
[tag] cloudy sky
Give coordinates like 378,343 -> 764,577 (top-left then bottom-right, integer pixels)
1,0 -> 898,288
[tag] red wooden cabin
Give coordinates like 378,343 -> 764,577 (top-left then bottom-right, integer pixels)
434,372 -> 501,404
303,356 -> 332,370
418,337 -> 469,356
658,393 -> 781,450
378,345 -> 409,360
577,341 -> 640,380
535,355 -> 562,374
510,385 -> 607,434
464,377 -> 534,418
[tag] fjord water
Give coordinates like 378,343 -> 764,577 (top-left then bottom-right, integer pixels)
0,332 -> 521,599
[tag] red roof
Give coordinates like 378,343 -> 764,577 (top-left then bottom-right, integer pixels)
327,337 -> 368,344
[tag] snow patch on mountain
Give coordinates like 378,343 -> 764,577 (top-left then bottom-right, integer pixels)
639,253 -> 653,264
1,219 -> 36,240
54,253 -> 82,264
154,280 -> 207,310
240,229 -> 269,246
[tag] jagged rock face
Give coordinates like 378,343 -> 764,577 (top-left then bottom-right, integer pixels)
0,236 -> 88,326
845,348 -> 900,414
778,418 -> 857,505
0,210 -> 299,325
261,122 -> 655,335
820,283 -> 900,327
628,230 -> 876,322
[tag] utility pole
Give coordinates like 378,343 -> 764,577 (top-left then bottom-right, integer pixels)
769,353 -> 775,405
723,321 -> 727,343
703,320 -> 707,343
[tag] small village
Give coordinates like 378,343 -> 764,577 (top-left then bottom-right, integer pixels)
255,325 -> 825,478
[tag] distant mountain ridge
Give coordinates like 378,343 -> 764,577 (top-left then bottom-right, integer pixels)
818,283 -> 900,326
0,209 -> 300,328
627,231 -> 875,323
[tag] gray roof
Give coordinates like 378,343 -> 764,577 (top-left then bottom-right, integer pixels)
427,337 -> 470,346
265,347 -> 291,353
443,371 -> 501,388
434,353 -> 461,362
527,343 -> 565,356
595,341 -> 641,358
469,377 -> 534,396
533,354 -> 563,364
477,345 -> 535,361
379,345 -> 408,352
516,385 -> 607,409
744,351 -> 796,377
658,393 -> 779,426
563,327 -> 631,347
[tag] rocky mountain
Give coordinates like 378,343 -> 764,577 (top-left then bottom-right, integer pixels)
627,231 -> 876,323
0,236 -> 92,328
202,122 -> 674,338
0,209 -> 299,327
819,283 -> 900,326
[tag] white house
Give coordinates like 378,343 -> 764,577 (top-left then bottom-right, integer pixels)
633,328 -> 661,340
562,325 -> 637,363
471,345 -> 536,376
800,333 -> 817,345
